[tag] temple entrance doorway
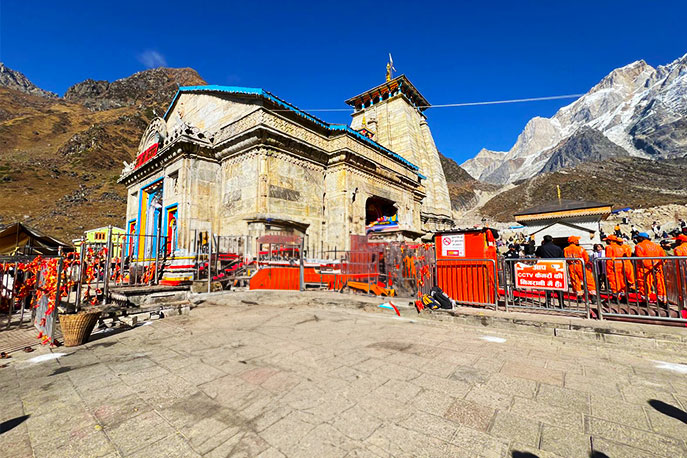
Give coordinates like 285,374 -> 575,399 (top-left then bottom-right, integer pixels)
365,196 -> 397,225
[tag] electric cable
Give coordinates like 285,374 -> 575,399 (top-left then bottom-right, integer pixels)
271,93 -> 584,113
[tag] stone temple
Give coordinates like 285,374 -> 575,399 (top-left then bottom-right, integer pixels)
119,73 -> 453,279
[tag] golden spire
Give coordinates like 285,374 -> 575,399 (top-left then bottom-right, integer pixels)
556,185 -> 562,203
386,53 -> 395,82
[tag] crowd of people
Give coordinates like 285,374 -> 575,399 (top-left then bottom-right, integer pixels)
499,219 -> 687,305
604,218 -> 687,253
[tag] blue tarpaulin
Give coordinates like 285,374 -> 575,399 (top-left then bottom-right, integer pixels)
611,207 -> 632,214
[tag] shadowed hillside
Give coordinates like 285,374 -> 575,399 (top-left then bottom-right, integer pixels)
439,153 -> 500,211
480,157 -> 687,221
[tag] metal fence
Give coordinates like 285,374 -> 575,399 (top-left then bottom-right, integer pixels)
382,243 -> 435,298
194,234 -> 251,291
248,234 -> 304,291
77,231 -> 169,291
0,255 -> 63,344
502,258 -> 592,318
592,256 -> 687,323
1,256 -> 36,330
324,242 -> 436,298
245,240 -> 436,298
437,258 -> 499,309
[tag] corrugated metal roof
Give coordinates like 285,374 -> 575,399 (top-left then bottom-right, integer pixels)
162,85 -> 420,172
514,199 -> 611,217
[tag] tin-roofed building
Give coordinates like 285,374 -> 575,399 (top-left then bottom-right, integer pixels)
515,199 -> 612,250
118,74 -> 454,281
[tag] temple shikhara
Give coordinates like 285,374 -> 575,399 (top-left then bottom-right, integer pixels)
119,67 -> 453,281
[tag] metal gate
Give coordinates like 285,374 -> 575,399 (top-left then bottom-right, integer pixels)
436,258 -> 498,308
249,235 -> 304,290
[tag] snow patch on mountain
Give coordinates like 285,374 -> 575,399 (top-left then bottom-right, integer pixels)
462,53 -> 687,184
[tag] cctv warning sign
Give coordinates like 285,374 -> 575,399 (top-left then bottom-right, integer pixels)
514,260 -> 568,291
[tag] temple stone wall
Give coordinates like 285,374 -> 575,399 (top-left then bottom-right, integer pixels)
349,94 -> 453,231
419,120 -> 452,218
263,151 -> 325,221
180,158 -> 221,248
125,172 -> 164,224
126,186 -> 141,224
323,166 -> 350,251
322,164 -> 423,251
122,87 -> 436,260
352,96 -> 426,169
167,92 -> 260,133
218,152 -> 260,233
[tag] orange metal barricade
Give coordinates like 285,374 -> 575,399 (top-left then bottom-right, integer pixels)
249,266 -> 300,290
434,229 -> 499,308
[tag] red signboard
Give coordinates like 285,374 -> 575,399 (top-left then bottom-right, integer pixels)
514,260 -> 568,291
135,143 -> 159,169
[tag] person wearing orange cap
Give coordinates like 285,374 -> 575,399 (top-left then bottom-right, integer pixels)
674,234 -> 687,257
604,235 -> 626,296
616,237 -> 636,290
675,235 -> 687,302
564,235 -> 597,299
634,232 -> 666,303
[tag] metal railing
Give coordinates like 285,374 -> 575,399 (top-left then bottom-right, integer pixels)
383,243 -> 436,298
502,258 -> 592,318
592,256 -> 686,323
1,256 -> 39,330
0,255 -> 63,343
437,258 -> 499,309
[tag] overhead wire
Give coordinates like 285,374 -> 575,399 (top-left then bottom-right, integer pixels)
270,93 -> 584,113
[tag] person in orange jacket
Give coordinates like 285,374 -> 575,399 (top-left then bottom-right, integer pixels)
604,235 -> 626,296
674,235 -> 687,304
675,234 -> 687,257
616,237 -> 636,289
634,232 -> 666,303
564,236 -> 597,298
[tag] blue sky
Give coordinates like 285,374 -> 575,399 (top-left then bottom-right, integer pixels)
1,1 -> 685,164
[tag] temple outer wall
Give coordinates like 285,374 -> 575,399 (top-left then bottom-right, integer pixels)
349,94 -> 453,229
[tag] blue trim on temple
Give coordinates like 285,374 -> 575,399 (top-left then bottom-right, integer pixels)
327,125 -> 418,170
417,173 -> 427,180
162,85 -> 420,172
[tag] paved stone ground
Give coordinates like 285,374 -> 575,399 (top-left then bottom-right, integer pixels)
1,293 -> 687,457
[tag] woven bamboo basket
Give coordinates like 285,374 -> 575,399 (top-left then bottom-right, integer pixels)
59,310 -> 100,347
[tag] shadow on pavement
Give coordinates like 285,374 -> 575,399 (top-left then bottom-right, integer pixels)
512,449 -> 611,457
0,415 -> 29,434
85,326 -> 131,344
648,399 -> 687,424
84,317 -> 157,345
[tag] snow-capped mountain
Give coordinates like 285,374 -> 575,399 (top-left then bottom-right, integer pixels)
462,53 -> 687,184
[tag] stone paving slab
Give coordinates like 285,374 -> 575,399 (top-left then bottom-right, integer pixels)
0,291 -> 686,457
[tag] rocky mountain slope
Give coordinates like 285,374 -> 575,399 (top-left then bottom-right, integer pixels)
0,66 -> 205,240
0,63 -> 57,99
462,53 -> 687,184
439,153 -> 500,211
479,157 -> 687,221
64,67 -> 204,111
538,127 -> 629,174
